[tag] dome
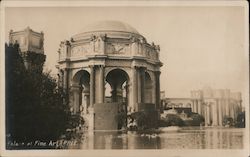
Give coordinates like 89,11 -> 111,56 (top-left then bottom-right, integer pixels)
80,20 -> 139,35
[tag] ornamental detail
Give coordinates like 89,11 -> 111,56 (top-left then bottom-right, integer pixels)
71,45 -> 90,57
106,43 -> 129,54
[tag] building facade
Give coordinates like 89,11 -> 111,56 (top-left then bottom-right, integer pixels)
57,21 -> 162,130
162,87 -> 243,127
9,27 -> 46,71
191,87 -> 242,126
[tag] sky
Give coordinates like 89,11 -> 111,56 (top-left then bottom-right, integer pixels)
4,6 -> 248,101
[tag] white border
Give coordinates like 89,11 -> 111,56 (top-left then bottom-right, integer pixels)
0,1 -> 249,157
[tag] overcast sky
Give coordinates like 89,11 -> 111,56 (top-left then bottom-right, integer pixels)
5,6 -> 248,101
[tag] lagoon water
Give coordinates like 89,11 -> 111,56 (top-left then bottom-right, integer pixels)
71,127 -> 244,149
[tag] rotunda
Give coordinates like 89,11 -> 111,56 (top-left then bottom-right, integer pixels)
57,21 -> 162,130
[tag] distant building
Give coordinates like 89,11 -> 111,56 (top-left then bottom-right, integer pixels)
56,21 -> 162,130
191,87 -> 242,126
9,27 -> 46,71
161,87 -> 243,126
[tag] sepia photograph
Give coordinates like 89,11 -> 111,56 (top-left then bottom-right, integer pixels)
0,1 -> 249,157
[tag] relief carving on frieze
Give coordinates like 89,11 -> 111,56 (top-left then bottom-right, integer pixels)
106,43 -> 129,54
71,45 -> 90,57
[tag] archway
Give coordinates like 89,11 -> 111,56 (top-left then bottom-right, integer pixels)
106,69 -> 129,104
71,70 -> 90,115
105,69 -> 130,129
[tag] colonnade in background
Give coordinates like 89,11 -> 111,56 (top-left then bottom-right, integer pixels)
191,98 -> 242,126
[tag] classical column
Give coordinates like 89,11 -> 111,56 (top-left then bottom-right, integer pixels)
137,69 -> 142,104
197,100 -> 202,114
207,104 -> 211,125
193,100 -> 197,113
71,85 -> 81,114
90,65 -> 95,108
155,71 -> 161,109
204,105 -> 208,126
191,100 -> 195,112
218,99 -> 223,126
140,67 -> 146,103
116,88 -> 123,103
205,104 -> 211,126
152,73 -> 156,105
111,88 -> 117,102
225,98 -> 230,116
212,101 -> 218,126
132,66 -> 138,111
63,68 -> 69,91
99,65 -> 105,103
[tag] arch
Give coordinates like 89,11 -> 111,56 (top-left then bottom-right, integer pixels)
105,68 -> 130,103
186,103 -> 192,108
177,103 -> 184,107
105,67 -> 130,80
71,70 -> 91,115
72,70 -> 90,86
144,71 -> 153,103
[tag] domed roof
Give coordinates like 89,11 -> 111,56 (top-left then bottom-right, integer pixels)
80,20 -> 139,35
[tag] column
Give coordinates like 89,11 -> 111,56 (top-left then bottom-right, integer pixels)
212,102 -> 218,126
197,100 -> 202,114
63,68 -> 69,91
193,100 -> 197,113
71,85 -> 81,114
218,99 -> 223,126
191,100 -> 195,112
140,67 -> 146,103
137,69 -> 142,104
152,73 -> 156,105
132,67 -> 138,111
225,99 -> 230,116
207,105 -> 211,125
205,105 -> 208,126
90,65 -> 95,108
155,71 -> 161,110
99,65 -> 105,103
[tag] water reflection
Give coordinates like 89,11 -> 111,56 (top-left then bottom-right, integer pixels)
75,127 -> 244,149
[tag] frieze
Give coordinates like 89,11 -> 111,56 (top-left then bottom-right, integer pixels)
106,43 -> 130,55
59,46 -> 66,58
71,45 -> 90,57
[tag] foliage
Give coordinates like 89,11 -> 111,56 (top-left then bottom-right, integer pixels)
235,111 -> 245,128
129,111 -> 158,130
222,116 -> 234,127
5,43 -> 83,144
160,114 -> 184,127
187,113 -> 205,126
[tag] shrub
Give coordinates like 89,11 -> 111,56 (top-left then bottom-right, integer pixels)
235,111 -> 245,128
161,114 -> 185,127
222,116 -> 234,127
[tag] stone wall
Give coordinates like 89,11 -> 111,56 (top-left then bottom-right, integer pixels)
94,103 -> 119,130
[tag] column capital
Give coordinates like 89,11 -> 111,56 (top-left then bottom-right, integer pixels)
93,64 -> 105,69
89,65 -> 95,68
155,71 -> 161,75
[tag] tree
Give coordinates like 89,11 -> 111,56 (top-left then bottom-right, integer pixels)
235,111 -> 245,128
5,43 -> 83,146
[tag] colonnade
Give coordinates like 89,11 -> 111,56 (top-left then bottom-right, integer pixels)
191,99 -> 242,126
60,65 -> 161,114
